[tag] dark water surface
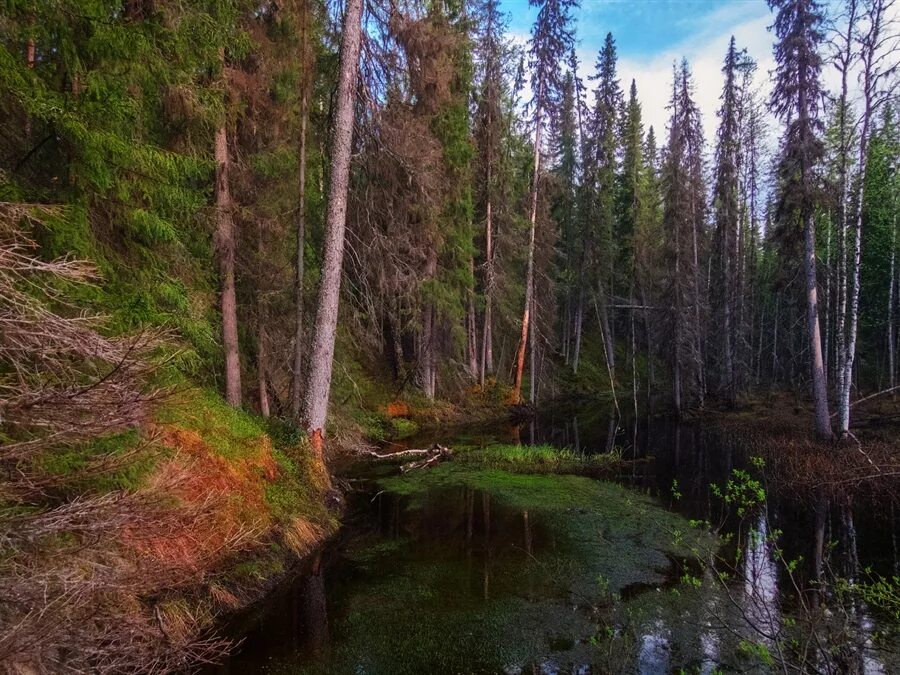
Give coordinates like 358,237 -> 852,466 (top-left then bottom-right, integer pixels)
212,405 -> 900,674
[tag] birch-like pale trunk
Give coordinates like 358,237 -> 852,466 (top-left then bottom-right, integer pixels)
215,121 -> 242,408
834,0 -> 857,432
512,88 -> 542,404
302,0 -> 364,456
805,209 -> 833,438
837,0 -> 889,436
572,283 -> 584,374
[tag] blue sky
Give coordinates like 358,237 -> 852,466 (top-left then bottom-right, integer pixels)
500,0 -> 780,140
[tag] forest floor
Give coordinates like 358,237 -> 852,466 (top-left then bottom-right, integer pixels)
701,391 -> 900,505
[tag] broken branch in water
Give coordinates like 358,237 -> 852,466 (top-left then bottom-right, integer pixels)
364,444 -> 453,472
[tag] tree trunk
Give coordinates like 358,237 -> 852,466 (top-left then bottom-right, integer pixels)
467,255 -> 479,378
257,221 -> 270,418
480,101 -> 495,386
529,294 -> 537,403
804,211 -> 833,438
302,0 -> 364,458
419,248 -> 438,399
215,120 -> 242,408
291,71 -> 310,421
889,213 -> 897,390
512,94 -> 542,404
837,0 -> 884,435
572,282 -> 584,374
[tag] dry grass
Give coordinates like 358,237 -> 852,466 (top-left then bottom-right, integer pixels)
709,393 -> 900,504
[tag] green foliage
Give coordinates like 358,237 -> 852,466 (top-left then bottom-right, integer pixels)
455,443 -> 621,475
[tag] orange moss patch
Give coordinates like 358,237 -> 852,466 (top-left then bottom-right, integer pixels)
121,425 -> 279,573
384,400 -> 411,418
283,516 -> 325,557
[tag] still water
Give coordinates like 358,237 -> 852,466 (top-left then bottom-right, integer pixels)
213,405 -> 900,674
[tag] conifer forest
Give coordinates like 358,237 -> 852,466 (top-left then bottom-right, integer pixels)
2,0 -> 900,672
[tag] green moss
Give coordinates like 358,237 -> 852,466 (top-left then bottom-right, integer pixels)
155,388 -> 266,461
453,443 -> 621,475
37,428 -> 157,492
390,417 -> 419,440
274,465 -> 716,674
265,444 -> 334,529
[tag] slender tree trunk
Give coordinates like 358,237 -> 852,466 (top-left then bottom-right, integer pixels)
838,0 -> 884,434
257,221 -> 270,418
291,81 -> 310,420
889,213 -> 897,390
215,119 -> 242,408
598,278 -> 615,377
479,190 -> 494,385
824,223 -> 832,379
572,282 -> 584,374
804,211 -> 833,438
302,0 -> 364,457
690,187 -> 705,407
467,255 -> 478,377
420,248 -> 438,399
834,0 -> 857,435
529,295 -> 537,403
480,90 -> 495,387
512,93 -> 543,404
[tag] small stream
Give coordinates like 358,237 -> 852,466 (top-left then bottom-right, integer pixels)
212,404 -> 900,674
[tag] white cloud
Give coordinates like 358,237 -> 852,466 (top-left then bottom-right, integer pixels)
579,4 -> 778,149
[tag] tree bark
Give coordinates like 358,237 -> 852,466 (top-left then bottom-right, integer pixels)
419,248 -> 437,399
215,119 -> 242,408
512,92 -> 542,404
889,212 -> 897,390
257,221 -> 270,418
467,255 -> 479,378
804,211 -> 833,438
572,281 -> 584,374
837,0 -> 887,436
302,0 -> 364,458
291,54 -> 311,421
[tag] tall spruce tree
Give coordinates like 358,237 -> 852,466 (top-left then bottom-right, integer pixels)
711,37 -> 743,407
662,60 -> 707,412
588,32 -> 622,380
768,0 -> 832,438
511,0 -> 578,403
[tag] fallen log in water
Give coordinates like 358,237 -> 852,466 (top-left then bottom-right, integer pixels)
364,444 -> 453,472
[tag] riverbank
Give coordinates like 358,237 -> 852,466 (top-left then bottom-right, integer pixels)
0,372 -> 518,674
700,392 -> 900,502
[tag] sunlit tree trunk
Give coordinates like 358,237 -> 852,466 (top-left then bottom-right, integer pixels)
512,92 -> 542,404
302,0 -> 364,457
837,0 -> 890,436
805,210 -> 832,438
